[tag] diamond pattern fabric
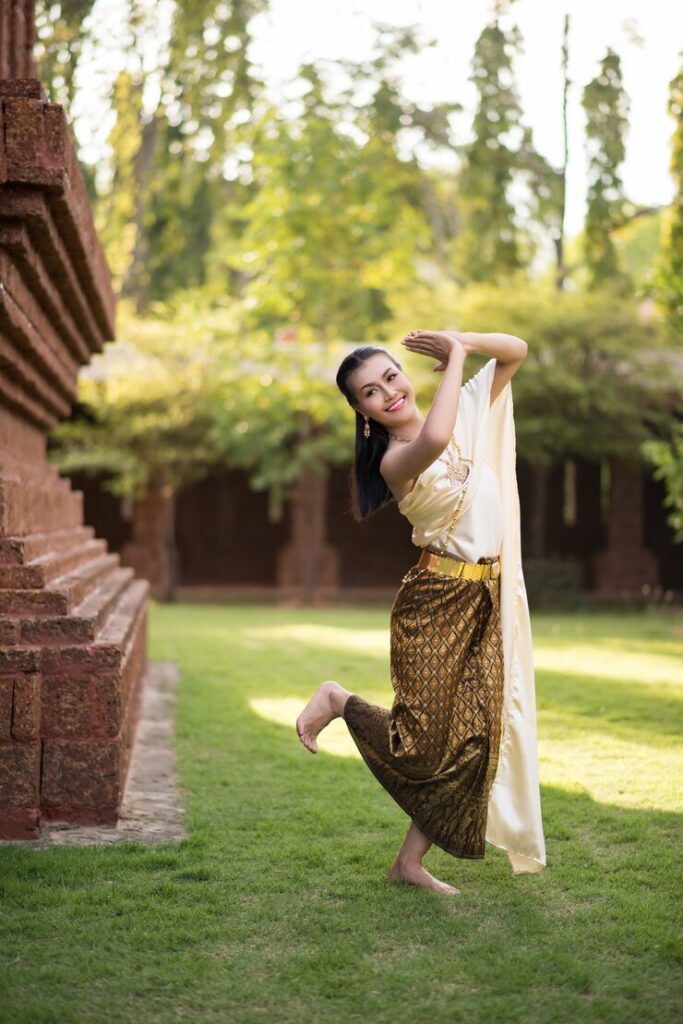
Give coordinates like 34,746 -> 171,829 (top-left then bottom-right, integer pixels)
343,556 -> 504,860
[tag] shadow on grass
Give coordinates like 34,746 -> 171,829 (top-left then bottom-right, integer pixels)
536,669 -> 681,746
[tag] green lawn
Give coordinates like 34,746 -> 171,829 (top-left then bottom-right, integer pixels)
1,602 -> 681,1024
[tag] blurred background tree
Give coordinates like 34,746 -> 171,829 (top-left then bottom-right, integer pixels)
654,53 -> 683,336
581,48 -> 633,292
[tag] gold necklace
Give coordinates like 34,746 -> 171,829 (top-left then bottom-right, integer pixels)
389,432 -> 471,477
440,438 -> 472,543
389,433 -> 471,496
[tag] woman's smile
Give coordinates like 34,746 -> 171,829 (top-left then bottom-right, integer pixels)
385,396 -> 406,412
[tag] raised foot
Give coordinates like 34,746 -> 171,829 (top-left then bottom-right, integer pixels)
388,859 -> 461,895
295,680 -> 343,754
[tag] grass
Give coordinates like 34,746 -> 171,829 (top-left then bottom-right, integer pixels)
0,602 -> 681,1024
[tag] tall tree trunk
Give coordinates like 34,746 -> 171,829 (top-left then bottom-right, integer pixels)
555,13 -> 570,292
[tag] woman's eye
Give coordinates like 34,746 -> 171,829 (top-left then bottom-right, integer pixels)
368,373 -> 397,397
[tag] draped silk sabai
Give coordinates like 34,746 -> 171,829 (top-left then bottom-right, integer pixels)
343,358 -> 546,875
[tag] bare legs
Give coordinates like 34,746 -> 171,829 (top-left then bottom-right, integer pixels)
295,682 -> 461,896
388,822 -> 461,895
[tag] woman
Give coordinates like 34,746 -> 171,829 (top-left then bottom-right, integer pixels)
296,329 -> 546,895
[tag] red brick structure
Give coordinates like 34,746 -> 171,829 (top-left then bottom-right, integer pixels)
0,19 -> 149,838
592,460 -> 660,597
277,469 -> 340,600
88,448 -> 678,603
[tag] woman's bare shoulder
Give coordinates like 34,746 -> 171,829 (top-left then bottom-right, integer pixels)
380,442 -> 418,503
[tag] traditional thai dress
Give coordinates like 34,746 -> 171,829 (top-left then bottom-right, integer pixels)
343,357 -> 547,874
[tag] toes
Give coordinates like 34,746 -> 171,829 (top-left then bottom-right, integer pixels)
297,723 -> 317,753
296,718 -> 314,751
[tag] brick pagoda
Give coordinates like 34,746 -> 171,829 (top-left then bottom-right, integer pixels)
0,2 -> 149,838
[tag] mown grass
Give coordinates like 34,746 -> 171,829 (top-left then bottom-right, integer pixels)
1,602 -> 681,1024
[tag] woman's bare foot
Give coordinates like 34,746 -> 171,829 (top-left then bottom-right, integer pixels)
388,857 -> 461,895
296,680 -> 345,754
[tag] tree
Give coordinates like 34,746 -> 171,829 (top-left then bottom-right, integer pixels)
227,63 -> 434,341
451,1 -> 561,284
334,24 -> 462,275
551,13 -> 570,291
52,0 -> 269,308
131,0 -> 266,304
654,51 -> 683,335
581,48 -> 632,289
95,70 -> 145,287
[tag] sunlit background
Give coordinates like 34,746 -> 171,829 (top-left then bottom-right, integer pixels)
67,0 -> 683,238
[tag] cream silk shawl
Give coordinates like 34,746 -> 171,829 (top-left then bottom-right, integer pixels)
399,357 -> 547,874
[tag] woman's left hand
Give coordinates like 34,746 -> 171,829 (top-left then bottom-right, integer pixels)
402,330 -> 473,372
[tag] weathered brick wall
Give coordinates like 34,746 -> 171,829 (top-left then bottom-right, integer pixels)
0,71 -> 149,838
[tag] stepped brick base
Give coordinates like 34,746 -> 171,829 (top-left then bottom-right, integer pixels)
0,536 -> 148,836
0,76 -> 149,838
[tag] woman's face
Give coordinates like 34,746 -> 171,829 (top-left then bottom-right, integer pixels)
350,353 -> 416,430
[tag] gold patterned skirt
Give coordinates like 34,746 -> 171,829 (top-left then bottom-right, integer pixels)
342,555 -> 504,860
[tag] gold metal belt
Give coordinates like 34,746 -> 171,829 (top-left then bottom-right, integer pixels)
417,547 -> 501,581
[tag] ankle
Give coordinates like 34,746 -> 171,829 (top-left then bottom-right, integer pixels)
395,853 -> 422,871
325,681 -> 350,717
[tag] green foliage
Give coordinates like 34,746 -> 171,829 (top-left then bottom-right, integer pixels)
228,73 -> 432,342
48,299 -> 357,521
77,1 -> 267,307
451,6 -> 561,283
204,327 -> 357,521
653,53 -> 683,334
613,211 -> 664,296
641,421 -> 683,542
49,302 -> 227,500
219,25 -> 462,340
581,49 -> 632,290
95,70 -> 145,287
387,277 -> 677,464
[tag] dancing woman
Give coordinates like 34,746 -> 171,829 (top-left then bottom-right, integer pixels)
296,330 -> 546,895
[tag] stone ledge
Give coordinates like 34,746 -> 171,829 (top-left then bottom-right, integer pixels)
0,660 -> 186,846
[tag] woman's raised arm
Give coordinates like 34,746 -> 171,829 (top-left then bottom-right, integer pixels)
380,334 -> 467,489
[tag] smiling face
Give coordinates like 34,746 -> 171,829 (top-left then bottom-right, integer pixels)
349,353 -> 416,430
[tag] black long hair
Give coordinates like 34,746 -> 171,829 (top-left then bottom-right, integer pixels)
336,345 -> 404,521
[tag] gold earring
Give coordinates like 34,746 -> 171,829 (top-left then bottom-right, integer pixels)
363,415 -> 370,438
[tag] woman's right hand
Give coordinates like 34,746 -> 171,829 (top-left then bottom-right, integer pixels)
401,330 -> 468,372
